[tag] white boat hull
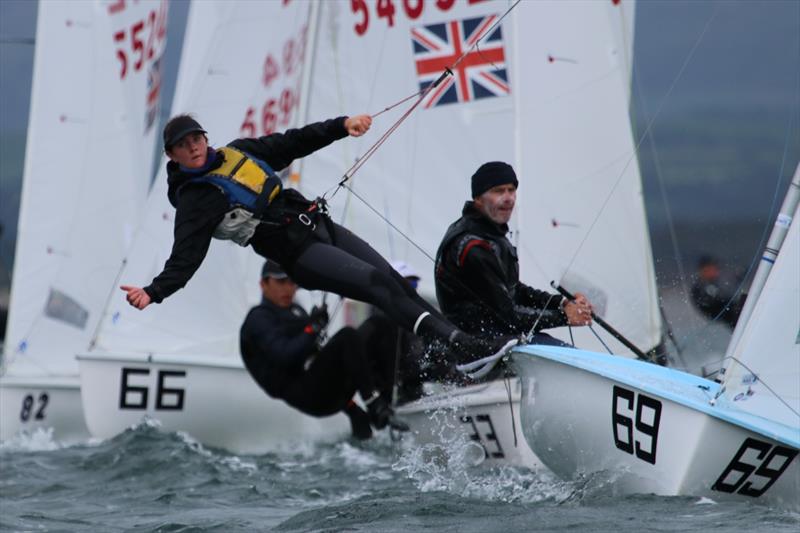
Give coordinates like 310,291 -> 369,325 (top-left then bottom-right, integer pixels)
77,353 -> 349,454
0,376 -> 90,442
397,379 -> 543,469
513,345 -> 799,510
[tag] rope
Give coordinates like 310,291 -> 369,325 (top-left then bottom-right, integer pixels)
341,184 -> 435,262
587,325 -> 613,355
324,69 -> 452,201
503,371 -> 519,448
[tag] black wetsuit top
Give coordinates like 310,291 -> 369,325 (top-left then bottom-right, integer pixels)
435,201 -> 568,337
240,300 -> 376,417
239,300 -> 316,398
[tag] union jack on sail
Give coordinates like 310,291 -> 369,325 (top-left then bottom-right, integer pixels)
411,15 -> 510,108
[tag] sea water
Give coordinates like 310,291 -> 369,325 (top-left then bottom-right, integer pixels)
1,420 -> 798,533
2,291 -> 797,532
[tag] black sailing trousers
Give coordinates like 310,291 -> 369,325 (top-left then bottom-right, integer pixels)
288,218 -> 455,341
281,327 -> 374,417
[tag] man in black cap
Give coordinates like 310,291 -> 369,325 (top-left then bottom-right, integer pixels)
240,260 -> 408,439
435,161 -> 594,365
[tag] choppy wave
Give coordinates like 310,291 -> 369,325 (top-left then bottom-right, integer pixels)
2,423 -> 798,532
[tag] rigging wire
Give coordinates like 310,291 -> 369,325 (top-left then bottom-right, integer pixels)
709,112 -> 798,322
342,184 -> 435,263
319,0 -> 791,371
627,4 -> 800,369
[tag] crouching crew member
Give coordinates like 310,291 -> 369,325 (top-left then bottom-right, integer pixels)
240,261 -> 409,439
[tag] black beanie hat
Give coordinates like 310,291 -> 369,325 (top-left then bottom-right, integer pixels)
471,161 -> 518,198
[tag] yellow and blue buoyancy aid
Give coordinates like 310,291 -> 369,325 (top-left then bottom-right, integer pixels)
189,146 -> 283,246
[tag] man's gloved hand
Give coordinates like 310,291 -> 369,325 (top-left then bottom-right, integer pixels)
305,304 -> 329,336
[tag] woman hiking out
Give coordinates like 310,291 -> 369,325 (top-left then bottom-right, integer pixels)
121,114 -> 513,377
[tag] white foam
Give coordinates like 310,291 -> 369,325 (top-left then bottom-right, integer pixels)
0,427 -> 61,452
175,430 -> 258,473
695,497 -> 718,505
127,415 -> 162,431
393,403 -> 571,503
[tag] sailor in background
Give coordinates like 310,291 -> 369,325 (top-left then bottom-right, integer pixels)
240,260 -> 408,438
121,115 -> 513,366
435,161 -> 595,367
690,255 -> 746,329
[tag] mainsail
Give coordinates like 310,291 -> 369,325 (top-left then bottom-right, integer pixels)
2,0 -> 168,377
513,0 -> 661,354
91,0 -> 312,356
299,0 -> 660,355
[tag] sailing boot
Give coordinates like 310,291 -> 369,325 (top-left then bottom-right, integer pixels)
364,392 -> 410,432
411,311 -> 518,363
344,400 -> 373,440
449,331 -> 520,365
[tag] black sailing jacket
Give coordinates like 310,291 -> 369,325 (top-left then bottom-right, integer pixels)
239,300 -> 316,398
434,201 -> 568,337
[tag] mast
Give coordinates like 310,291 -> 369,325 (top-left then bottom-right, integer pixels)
720,163 -> 800,385
511,0 -> 522,248
294,0 -> 322,186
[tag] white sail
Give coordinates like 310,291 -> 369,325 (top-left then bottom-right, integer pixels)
300,0 -> 659,354
2,0 -> 168,377
607,0 -> 636,92
77,2 -> 355,452
300,0 -> 515,300
91,0 -> 312,356
513,1 -> 661,354
723,203 -> 800,429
